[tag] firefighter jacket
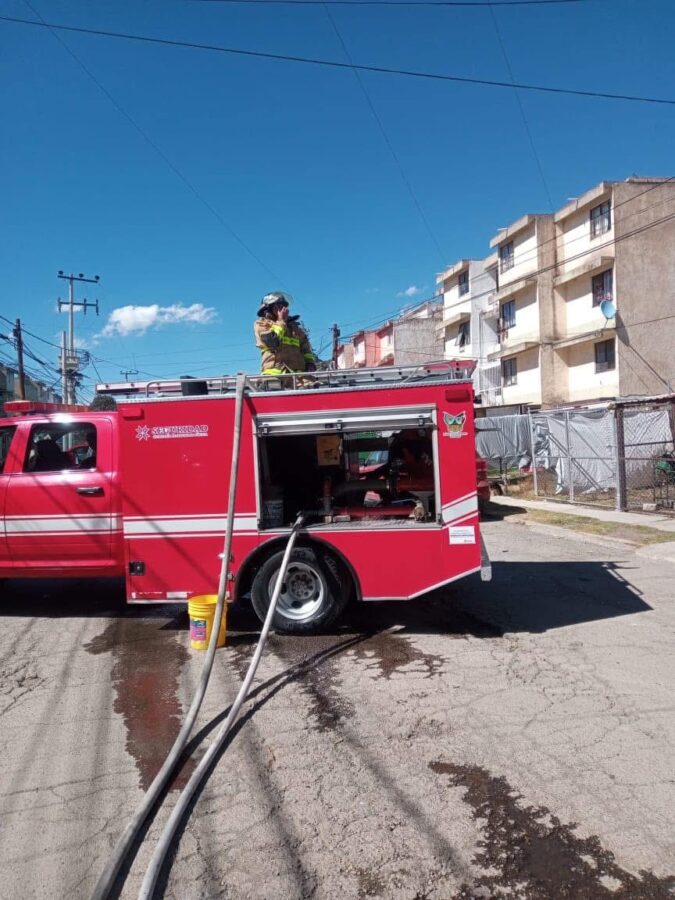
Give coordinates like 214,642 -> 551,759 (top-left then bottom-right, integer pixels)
254,317 -> 315,374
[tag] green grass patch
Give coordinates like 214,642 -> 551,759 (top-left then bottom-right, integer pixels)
523,509 -> 674,545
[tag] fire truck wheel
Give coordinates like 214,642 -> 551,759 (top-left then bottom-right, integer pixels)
251,547 -> 348,634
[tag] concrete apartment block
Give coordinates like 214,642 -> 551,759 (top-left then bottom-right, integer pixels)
454,177 -> 675,412
437,256 -> 498,401
484,213 -> 556,409
336,299 -> 443,369
552,177 -> 675,405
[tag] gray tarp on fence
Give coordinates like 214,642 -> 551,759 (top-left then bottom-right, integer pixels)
530,407 -> 672,495
476,406 -> 672,499
475,414 -> 532,469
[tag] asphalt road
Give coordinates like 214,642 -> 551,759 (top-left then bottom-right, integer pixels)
1,517 -> 675,900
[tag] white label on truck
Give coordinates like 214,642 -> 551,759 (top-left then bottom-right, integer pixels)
449,525 -> 475,545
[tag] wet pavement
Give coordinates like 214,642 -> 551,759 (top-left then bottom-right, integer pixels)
84,610 -> 196,791
1,519 -> 675,898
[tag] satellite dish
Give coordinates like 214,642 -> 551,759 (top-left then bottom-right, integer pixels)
600,299 -> 616,320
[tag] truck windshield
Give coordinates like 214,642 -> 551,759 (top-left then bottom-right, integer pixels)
0,426 -> 17,473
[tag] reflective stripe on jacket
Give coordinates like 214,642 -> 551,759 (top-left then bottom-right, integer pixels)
254,318 -> 315,373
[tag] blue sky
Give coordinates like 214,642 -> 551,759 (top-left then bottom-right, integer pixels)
1,0 -> 674,398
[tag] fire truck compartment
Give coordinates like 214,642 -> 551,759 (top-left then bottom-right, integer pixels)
256,421 -> 439,529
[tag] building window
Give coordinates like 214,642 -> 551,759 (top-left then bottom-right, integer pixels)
458,270 -> 469,296
499,241 -> 514,273
457,320 -> 470,349
500,299 -> 516,331
590,200 -> 611,238
592,269 -> 613,307
501,357 -> 517,387
594,339 -> 615,373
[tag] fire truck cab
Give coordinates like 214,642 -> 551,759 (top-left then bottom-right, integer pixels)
0,364 -> 490,634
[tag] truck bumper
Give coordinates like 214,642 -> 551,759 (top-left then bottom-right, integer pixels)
480,532 -> 492,582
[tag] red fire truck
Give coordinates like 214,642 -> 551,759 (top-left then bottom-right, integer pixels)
0,364 -> 490,633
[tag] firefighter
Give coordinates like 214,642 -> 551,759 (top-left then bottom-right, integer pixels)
254,292 -> 317,375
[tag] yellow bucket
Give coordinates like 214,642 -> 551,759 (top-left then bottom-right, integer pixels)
188,594 -> 226,651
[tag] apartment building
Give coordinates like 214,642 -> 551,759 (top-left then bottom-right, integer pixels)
552,178 -> 675,403
453,177 -> 675,411
484,212 -> 556,409
337,298 -> 443,369
0,363 -> 61,415
437,257 -> 498,401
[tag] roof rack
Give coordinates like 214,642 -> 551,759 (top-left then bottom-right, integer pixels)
95,360 -> 476,398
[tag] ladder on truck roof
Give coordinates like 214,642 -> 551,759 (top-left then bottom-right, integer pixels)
95,360 -> 477,398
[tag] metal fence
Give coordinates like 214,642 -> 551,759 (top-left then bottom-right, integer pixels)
530,398 -> 675,513
476,395 -> 675,514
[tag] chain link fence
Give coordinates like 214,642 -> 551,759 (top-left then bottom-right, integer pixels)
476,396 -> 675,514
529,397 -> 675,513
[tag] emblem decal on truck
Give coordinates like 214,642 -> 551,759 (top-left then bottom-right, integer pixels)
443,411 -> 467,438
135,424 -> 209,441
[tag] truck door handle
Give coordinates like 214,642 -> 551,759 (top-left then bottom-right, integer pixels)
77,486 -> 104,496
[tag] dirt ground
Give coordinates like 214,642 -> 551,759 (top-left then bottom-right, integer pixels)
1,518 -> 675,899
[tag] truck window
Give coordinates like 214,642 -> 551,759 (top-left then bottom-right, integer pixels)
24,423 -> 98,473
0,426 -> 17,473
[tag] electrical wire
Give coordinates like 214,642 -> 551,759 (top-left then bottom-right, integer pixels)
322,4 -> 446,263
190,0 -> 592,6
470,176 -> 675,277
3,14 -> 674,107
338,202 -> 675,339
487,2 -> 554,211
20,1 -> 286,286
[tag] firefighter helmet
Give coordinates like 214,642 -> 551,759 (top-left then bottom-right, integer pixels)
257,291 -> 293,318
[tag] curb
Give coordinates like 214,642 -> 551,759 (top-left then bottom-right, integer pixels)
509,518 -> 639,551
635,541 -> 675,565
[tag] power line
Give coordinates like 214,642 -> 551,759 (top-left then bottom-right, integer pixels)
323,4 -> 446,263
3,14 -> 674,107
339,204 -> 675,338
19,1 -> 285,285
441,177 -> 675,278
487,2 -> 554,211
190,0 -> 591,6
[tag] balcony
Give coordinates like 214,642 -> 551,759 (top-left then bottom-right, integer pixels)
554,253 -> 614,286
438,307 -> 471,331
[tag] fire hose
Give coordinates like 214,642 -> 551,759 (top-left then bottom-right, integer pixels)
138,513 -> 305,898
90,374 -> 305,899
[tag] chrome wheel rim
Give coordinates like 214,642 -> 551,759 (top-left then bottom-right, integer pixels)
271,561 -> 324,622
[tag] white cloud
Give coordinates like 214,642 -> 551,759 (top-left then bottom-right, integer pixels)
98,303 -> 217,338
397,285 -> 421,298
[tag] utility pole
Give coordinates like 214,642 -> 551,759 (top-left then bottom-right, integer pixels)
331,322 -> 341,369
121,369 -> 139,382
60,332 -> 68,405
57,271 -> 100,403
13,319 -> 26,400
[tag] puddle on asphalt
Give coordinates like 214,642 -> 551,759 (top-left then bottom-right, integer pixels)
228,631 -> 359,733
430,761 -> 675,899
349,632 -> 444,680
85,610 -> 196,790
227,626 -> 447,734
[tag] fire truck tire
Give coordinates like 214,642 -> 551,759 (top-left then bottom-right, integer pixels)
251,547 -> 348,634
